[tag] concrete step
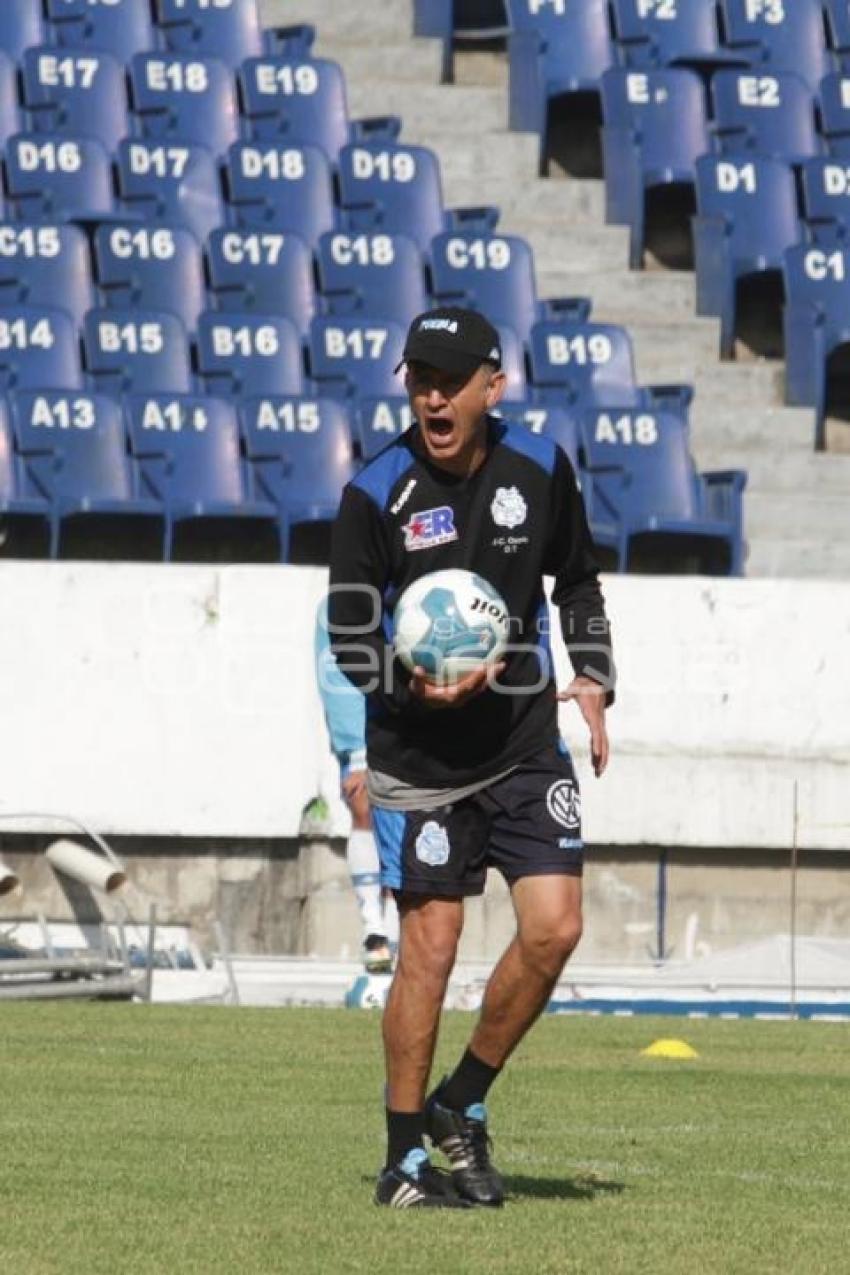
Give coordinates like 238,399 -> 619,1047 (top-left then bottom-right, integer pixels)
513,224 -> 630,275
347,81 -> 507,132
539,268 -> 699,323
315,37 -> 442,85
453,47 -> 510,91
444,175 -> 606,228
746,537 -> 850,578
690,404 -> 814,452
262,0 -> 413,41
744,491 -> 850,540
691,362 -> 787,410
695,450 -> 850,495
410,129 -> 540,182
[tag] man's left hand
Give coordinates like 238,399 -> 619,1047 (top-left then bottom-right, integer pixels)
557,676 -> 610,777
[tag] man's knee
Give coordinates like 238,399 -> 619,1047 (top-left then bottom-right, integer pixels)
519,910 -> 583,978
398,897 -> 463,984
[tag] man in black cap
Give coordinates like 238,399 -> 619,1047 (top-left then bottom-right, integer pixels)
328,306 -> 615,1209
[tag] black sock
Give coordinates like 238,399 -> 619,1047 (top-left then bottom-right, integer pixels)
439,1048 -> 501,1112
385,1108 -> 425,1169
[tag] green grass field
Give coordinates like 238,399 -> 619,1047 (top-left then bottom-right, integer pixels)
1,1005 -> 848,1275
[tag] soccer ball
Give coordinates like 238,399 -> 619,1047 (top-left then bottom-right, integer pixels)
392,569 -> 510,685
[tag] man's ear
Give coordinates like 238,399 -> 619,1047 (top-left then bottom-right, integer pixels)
485,370 -> 507,408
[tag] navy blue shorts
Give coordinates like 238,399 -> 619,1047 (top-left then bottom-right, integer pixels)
371,744 -> 583,897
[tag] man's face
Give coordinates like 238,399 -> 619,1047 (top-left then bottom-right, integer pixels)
405,360 -> 506,474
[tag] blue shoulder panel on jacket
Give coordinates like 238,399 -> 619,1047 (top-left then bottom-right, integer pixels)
352,439 -> 417,512
498,419 -> 557,476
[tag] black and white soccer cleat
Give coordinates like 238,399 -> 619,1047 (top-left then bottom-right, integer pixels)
374,1148 -> 472,1209
425,1085 -> 505,1207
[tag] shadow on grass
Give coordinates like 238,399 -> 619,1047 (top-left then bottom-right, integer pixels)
504,1174 -> 625,1202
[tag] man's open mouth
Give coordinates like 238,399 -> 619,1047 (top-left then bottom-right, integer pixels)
426,417 -> 454,440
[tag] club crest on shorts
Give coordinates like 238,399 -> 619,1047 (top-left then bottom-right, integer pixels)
414,820 -> 451,867
490,486 -> 527,530
546,779 -> 581,831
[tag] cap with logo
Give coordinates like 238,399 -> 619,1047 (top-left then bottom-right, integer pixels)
394,307 -> 502,377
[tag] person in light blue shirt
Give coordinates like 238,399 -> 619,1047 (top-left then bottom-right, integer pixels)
315,601 -> 398,971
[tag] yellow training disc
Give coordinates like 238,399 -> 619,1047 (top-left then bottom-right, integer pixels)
641,1038 -> 700,1060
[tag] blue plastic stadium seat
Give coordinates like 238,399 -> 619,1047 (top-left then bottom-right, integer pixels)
45,0 -> 157,62
496,400 -> 582,467
240,395 -> 356,532
116,140 -> 225,242
826,1 -> 850,57
601,68 -> 710,268
130,53 -> 239,156
0,395 -> 51,555
493,323 -> 527,402
711,70 -> 820,163
156,0 -> 265,69
0,1 -> 46,61
415,0 -> 508,80
611,0 -> 744,71
6,133 -> 114,220
126,390 -> 282,561
22,47 -> 130,154
801,157 -> 850,242
196,312 -> 304,396
93,223 -> 206,335
0,306 -> 83,391
720,0 -> 833,94
206,228 -> 316,334
783,242 -> 850,446
0,52 -> 22,147
429,231 -> 539,342
818,74 -> 850,158
356,395 -> 415,458
529,318 -> 642,407
507,0 -> 614,144
316,231 -> 428,326
84,309 -> 193,394
11,389 -> 165,559
580,404 -> 746,574
239,56 -> 350,162
338,142 -> 448,253
224,142 -> 335,245
693,155 -> 801,356
309,317 -> 406,399
0,223 -> 94,326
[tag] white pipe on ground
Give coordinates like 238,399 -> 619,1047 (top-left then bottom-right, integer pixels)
46,839 -> 126,894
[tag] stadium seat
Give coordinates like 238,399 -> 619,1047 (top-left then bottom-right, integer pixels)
116,140 -> 226,243
309,317 -> 406,399
196,312 -> 305,396
711,70 -> 820,163
126,391 -> 282,561
580,405 -> 747,574
0,223 -> 95,326
338,142 -> 449,252
83,309 -> 193,394
720,0 -> 833,94
0,395 -> 51,556
0,306 -> 83,391
11,390 -> 165,559
239,56 -> 350,162
611,0 -> 744,71
316,232 -> 428,325
414,0 -> 508,80
130,53 -> 239,156
507,0 -> 615,142
206,228 -> 316,334
0,52 -> 22,147
825,0 -> 850,58
356,395 -> 415,458
240,395 -> 356,531
93,223 -> 206,335
45,0 -> 157,62
6,134 -> 114,221
156,0 -> 265,68
429,231 -> 539,342
600,68 -> 710,267
801,157 -> 850,243
493,323 -> 527,402
224,143 -> 335,245
496,401 -> 581,469
818,74 -> 850,157
783,242 -> 850,446
22,47 -> 130,154
529,318 -> 642,407
0,1 -> 46,62
693,155 -> 802,356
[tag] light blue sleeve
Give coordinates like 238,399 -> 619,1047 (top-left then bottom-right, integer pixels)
315,599 -> 367,765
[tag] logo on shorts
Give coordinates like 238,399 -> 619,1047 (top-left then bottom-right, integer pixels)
415,820 -> 450,867
546,779 -> 581,832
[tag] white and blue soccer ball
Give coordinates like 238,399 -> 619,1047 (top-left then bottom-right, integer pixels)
392,569 -> 510,685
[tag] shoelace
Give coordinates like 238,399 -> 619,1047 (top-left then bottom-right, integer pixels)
465,1119 -> 494,1171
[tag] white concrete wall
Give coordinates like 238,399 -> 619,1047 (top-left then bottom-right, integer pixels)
0,564 -> 846,849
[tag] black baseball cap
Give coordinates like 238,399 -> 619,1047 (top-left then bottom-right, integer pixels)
394,306 -> 502,377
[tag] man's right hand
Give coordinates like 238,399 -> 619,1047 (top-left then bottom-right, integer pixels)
408,662 -> 505,709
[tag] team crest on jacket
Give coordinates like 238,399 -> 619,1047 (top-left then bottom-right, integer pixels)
415,821 -> 451,866
402,506 -> 458,551
491,486 -> 527,529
